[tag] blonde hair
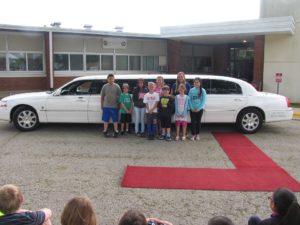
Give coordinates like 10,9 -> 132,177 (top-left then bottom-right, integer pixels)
0,184 -> 23,214
61,196 -> 97,225
175,71 -> 186,93
122,83 -> 129,88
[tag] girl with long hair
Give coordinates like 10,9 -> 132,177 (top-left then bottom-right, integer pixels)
248,187 -> 300,225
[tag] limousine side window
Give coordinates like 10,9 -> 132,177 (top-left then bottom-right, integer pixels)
210,80 -> 242,94
89,80 -> 105,95
60,80 -> 93,95
186,79 -> 211,94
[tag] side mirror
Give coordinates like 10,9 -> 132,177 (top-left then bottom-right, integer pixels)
53,89 -> 61,96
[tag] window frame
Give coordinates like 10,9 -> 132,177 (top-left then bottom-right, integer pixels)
3,51 -> 45,73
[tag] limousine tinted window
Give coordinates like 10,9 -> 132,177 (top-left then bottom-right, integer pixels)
61,80 -> 94,95
210,80 -> 242,94
186,79 -> 210,94
89,80 -> 105,94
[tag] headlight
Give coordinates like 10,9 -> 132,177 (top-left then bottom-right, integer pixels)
0,100 -> 7,107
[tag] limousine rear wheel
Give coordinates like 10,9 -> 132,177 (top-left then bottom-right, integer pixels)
12,106 -> 40,131
237,108 -> 263,134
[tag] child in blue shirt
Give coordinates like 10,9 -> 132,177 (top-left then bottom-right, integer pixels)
0,184 -> 52,225
188,77 -> 207,141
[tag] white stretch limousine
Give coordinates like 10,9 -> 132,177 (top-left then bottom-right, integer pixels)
0,74 -> 293,133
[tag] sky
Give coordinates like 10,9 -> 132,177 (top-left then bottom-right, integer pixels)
0,0 -> 260,34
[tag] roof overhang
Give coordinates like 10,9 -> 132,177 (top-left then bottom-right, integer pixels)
160,16 -> 295,44
0,16 -> 295,45
0,24 -> 161,39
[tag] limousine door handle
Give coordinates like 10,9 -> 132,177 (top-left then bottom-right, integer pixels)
234,98 -> 243,102
76,96 -> 86,102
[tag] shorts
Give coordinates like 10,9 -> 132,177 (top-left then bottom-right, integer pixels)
160,114 -> 172,128
176,120 -> 187,128
102,107 -> 119,123
120,113 -> 132,123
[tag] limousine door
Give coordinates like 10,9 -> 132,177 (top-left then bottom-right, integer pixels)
45,80 -> 91,123
87,80 -> 105,123
204,79 -> 247,123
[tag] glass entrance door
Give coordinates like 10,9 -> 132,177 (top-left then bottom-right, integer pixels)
229,44 -> 254,82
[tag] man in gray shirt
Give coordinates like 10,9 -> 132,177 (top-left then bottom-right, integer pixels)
100,74 -> 121,137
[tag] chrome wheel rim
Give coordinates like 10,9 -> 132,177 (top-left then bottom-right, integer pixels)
17,110 -> 37,129
241,112 -> 259,132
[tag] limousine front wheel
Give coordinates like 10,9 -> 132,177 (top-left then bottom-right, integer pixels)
12,106 -> 40,131
237,108 -> 263,134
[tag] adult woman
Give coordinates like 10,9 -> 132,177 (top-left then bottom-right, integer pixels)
61,196 -> 96,225
248,187 -> 300,225
171,71 -> 191,96
132,78 -> 148,136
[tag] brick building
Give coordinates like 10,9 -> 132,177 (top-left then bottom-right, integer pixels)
0,0 -> 299,102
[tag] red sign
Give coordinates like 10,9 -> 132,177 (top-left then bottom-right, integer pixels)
275,73 -> 283,83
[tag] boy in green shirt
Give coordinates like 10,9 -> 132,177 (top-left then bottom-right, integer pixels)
119,83 -> 133,135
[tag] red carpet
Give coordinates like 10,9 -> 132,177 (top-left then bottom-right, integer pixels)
121,132 -> 300,191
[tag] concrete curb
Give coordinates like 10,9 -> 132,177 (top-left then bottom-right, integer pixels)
293,112 -> 300,118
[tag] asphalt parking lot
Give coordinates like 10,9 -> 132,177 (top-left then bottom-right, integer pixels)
0,120 -> 300,225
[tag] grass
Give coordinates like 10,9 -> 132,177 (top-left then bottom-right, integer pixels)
291,103 -> 300,108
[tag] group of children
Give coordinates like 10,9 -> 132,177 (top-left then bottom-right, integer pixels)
1,184 -> 300,225
100,72 -> 207,141
0,184 -> 172,225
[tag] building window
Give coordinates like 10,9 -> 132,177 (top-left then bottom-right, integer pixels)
143,56 -> 159,71
116,55 -> 128,70
193,57 -> 212,73
54,54 -> 69,71
180,56 -> 193,73
0,53 -> 6,71
9,53 -> 26,71
101,55 -> 113,70
86,55 -> 100,71
28,53 -> 43,71
70,54 -> 83,70
129,56 -> 141,70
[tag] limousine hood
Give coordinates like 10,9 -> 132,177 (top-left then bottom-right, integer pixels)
1,91 -> 51,101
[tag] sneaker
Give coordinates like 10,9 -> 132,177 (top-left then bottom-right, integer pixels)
140,133 -> 146,137
103,131 -> 110,138
190,135 -> 195,141
113,131 -> 119,138
120,131 -> 125,135
125,130 -> 130,134
175,136 -> 179,141
182,136 -> 186,141
165,136 -> 172,141
196,134 -> 200,140
159,134 -> 166,140
136,132 -> 141,137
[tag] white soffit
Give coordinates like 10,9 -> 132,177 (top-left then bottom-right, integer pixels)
160,16 -> 295,38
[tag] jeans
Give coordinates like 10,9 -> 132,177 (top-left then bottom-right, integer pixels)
134,107 -> 145,134
146,113 -> 157,136
190,109 -> 204,135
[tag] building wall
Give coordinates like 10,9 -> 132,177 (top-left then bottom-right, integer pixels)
0,31 -> 46,92
261,0 -> 300,102
0,31 -> 168,91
